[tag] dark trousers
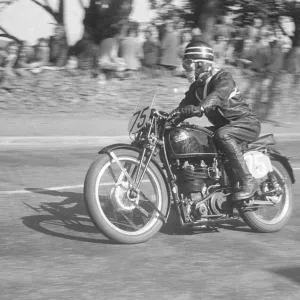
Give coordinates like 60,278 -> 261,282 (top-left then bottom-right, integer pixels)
213,116 -> 261,184
214,117 -> 261,145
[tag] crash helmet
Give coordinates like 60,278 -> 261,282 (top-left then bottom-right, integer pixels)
183,40 -> 214,63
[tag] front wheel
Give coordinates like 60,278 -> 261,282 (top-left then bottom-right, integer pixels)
84,149 -> 169,244
240,160 -> 293,233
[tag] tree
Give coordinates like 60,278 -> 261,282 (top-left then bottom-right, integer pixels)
80,0 -> 133,44
150,0 -> 300,73
70,0 -> 133,70
149,0 -> 224,41
190,0 -> 222,41
30,0 -> 64,25
225,0 -> 300,73
0,0 -> 20,42
0,25 -> 20,42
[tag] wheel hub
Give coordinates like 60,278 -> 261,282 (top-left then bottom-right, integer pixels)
110,182 -> 139,211
262,185 -> 282,204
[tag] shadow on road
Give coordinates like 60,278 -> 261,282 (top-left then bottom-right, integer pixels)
21,188 -> 116,244
218,221 -> 253,233
21,188 -> 253,243
269,266 -> 300,286
161,207 -> 252,234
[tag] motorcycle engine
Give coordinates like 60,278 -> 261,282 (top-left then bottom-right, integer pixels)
172,158 -> 230,221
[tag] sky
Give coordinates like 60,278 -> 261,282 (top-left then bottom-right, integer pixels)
0,0 -> 181,45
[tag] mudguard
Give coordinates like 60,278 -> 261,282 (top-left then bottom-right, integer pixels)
268,147 -> 295,184
98,143 -> 172,219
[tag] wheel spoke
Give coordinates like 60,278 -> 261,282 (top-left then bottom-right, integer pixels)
134,204 -> 150,218
95,154 -> 164,235
139,190 -> 166,222
108,218 -> 139,230
119,213 -> 140,230
108,165 -> 118,183
251,165 -> 289,224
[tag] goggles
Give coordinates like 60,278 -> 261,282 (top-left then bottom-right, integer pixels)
182,59 -> 205,70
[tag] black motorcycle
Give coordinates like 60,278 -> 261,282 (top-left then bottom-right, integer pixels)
84,91 -> 295,244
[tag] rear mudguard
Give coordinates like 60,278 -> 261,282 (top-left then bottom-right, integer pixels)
268,147 -> 295,184
98,143 -> 172,220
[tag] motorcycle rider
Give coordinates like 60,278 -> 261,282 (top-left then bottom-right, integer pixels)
172,39 -> 261,201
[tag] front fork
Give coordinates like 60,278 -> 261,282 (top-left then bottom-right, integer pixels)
108,146 -> 167,223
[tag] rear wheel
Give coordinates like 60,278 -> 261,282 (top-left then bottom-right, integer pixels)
84,149 -> 168,244
240,160 -> 293,233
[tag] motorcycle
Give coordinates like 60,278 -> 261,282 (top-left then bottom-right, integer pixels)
84,90 -> 295,244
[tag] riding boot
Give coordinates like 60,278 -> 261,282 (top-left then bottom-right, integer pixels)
221,138 -> 259,201
233,160 -> 259,201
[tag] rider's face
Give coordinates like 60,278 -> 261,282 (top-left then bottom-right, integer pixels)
182,59 -> 211,83
195,61 -> 209,79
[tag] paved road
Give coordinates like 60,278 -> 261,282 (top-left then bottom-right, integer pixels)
1,145 -> 300,300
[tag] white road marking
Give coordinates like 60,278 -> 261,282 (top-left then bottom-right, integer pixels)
0,181 -> 151,195
0,184 -> 84,195
1,168 -> 300,196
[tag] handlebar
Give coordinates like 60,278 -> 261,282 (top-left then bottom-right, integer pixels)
167,110 -> 181,121
152,109 -> 169,119
153,109 -> 182,122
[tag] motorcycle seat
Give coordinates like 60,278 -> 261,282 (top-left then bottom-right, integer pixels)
243,134 -> 276,151
250,134 -> 276,145
239,134 -> 275,151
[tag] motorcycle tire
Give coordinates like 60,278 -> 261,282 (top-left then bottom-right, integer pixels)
240,160 -> 293,233
84,149 -> 169,244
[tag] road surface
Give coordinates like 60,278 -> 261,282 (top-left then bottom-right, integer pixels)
1,144 -> 300,300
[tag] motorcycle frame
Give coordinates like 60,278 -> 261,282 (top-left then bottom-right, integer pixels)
97,110 -> 295,229
158,118 -> 237,228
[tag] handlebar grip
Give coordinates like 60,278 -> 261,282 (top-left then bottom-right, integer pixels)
168,110 -> 181,121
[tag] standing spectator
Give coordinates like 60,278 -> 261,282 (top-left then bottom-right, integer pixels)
159,21 -> 180,70
142,25 -> 159,68
70,31 -> 98,72
236,38 -> 255,70
191,27 -> 202,41
29,38 -> 50,73
259,38 -> 285,119
0,41 -> 19,89
119,24 -> 143,74
49,23 -> 69,67
179,31 -> 192,59
97,25 -> 126,81
224,38 -> 236,66
177,30 -> 192,76
14,41 -> 33,76
243,35 -> 272,118
0,47 -> 7,67
2,41 -> 19,77
213,35 -> 227,67
251,36 -> 271,73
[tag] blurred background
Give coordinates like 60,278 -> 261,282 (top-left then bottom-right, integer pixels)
0,0 -> 299,123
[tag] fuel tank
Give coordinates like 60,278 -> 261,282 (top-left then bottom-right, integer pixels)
165,124 -> 217,159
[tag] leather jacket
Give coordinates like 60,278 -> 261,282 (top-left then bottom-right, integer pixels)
178,68 -> 258,128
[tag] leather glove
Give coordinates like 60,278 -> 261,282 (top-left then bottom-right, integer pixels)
180,105 -> 204,119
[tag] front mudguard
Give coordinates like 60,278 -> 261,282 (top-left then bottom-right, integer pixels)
268,147 -> 295,184
98,143 -> 172,220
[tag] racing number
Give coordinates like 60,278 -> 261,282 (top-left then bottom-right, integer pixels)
129,106 -> 149,133
137,107 -> 149,129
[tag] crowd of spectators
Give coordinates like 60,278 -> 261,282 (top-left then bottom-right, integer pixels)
0,20 -> 294,86
0,23 -> 68,83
